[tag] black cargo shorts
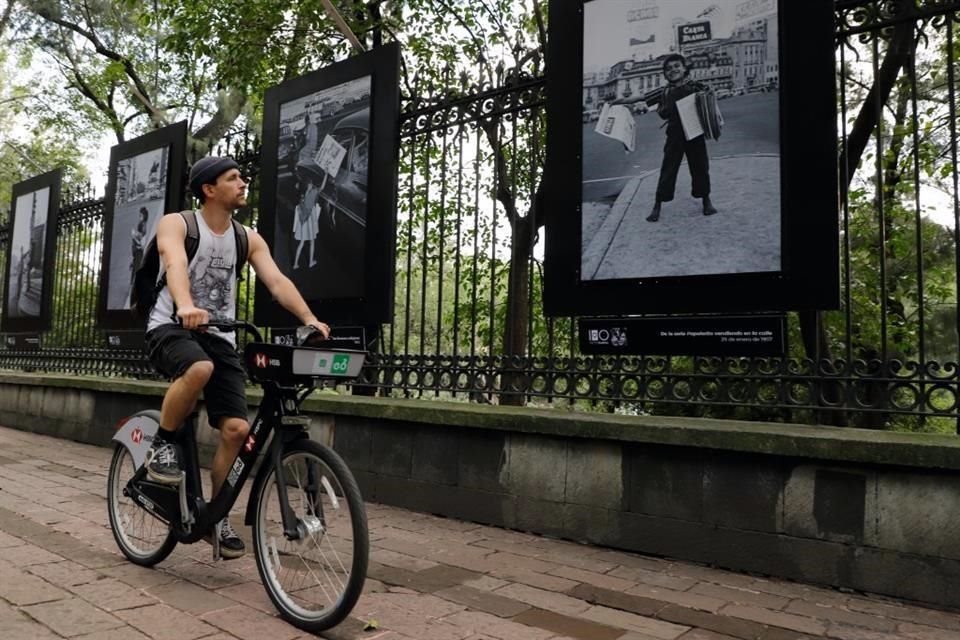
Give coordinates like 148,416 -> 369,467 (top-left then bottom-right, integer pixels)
145,324 -> 248,428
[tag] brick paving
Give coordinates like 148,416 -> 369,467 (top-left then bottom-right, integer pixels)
0,425 -> 959,640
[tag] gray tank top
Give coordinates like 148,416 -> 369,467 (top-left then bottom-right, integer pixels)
146,212 -> 244,346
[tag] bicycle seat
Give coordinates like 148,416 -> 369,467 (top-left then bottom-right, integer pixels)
244,342 -> 366,384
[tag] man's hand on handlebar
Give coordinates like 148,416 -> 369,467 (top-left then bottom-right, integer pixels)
177,306 -> 209,330
304,319 -> 330,340
297,319 -> 330,346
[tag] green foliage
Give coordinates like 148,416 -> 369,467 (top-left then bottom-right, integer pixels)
45,223 -> 102,347
12,0 -> 371,145
394,0 -> 543,86
0,49 -> 89,216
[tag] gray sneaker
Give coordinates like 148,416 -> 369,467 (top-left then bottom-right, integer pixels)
145,442 -> 181,484
206,518 -> 245,559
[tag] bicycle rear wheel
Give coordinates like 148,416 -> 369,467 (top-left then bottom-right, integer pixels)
252,439 -> 369,632
107,444 -> 177,566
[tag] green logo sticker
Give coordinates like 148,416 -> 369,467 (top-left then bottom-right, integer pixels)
331,354 -> 350,374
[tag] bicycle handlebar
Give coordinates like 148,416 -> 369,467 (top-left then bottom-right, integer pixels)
194,322 -> 329,347
196,321 -> 263,343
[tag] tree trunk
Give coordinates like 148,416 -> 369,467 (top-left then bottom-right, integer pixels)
802,9 -> 915,425
500,215 -> 534,406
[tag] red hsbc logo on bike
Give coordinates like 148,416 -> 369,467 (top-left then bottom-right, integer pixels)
244,435 -> 256,453
255,353 -> 268,368
131,428 -> 143,444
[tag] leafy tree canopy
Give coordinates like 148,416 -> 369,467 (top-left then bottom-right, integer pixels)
5,0 -> 544,154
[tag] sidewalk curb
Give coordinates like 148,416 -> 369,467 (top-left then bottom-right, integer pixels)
582,172 -> 651,279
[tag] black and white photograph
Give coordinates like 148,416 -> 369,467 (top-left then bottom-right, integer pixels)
6,187 -> 50,319
544,0 -> 837,315
2,169 -> 61,333
581,0 -> 781,281
256,42 -> 400,327
273,75 -> 371,302
106,148 -> 168,310
97,120 -> 186,332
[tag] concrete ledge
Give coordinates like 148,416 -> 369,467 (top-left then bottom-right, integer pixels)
3,371 -> 960,608
301,394 -> 960,471
2,372 -> 959,469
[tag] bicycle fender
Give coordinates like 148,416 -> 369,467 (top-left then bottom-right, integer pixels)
112,410 -> 161,470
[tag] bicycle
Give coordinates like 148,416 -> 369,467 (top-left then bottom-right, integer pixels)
106,321 -> 369,633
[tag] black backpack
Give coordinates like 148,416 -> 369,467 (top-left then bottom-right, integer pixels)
130,210 -> 249,319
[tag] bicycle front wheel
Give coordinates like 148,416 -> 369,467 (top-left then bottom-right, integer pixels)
107,444 -> 177,566
253,439 -> 369,632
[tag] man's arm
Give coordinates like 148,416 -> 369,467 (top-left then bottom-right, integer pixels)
246,228 -> 330,338
156,214 -> 207,329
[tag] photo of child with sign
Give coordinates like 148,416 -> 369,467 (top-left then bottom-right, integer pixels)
273,75 -> 372,301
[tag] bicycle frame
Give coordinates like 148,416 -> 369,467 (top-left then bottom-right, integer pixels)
110,321 -> 370,633
124,380 -> 311,545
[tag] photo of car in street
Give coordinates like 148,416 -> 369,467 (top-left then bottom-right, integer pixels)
272,76 -> 372,303
255,43 -> 400,327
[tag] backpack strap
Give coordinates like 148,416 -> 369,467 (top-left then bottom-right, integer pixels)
231,218 -> 248,280
153,210 -> 202,298
180,210 -> 201,263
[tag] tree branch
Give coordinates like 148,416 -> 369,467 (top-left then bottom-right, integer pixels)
0,0 -> 14,38
2,139 -> 43,171
55,33 -> 124,141
840,19 -> 915,201
190,88 -> 247,150
477,117 -> 520,227
428,0 -> 494,82
476,0 -> 507,44
32,6 -> 160,122
531,0 -> 546,52
282,8 -> 309,81
0,93 -> 39,106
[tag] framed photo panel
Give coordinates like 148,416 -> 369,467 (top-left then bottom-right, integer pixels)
255,42 -> 401,326
97,121 -> 187,330
544,0 -> 839,315
2,169 -> 62,333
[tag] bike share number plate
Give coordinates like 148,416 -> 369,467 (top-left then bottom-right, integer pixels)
291,348 -> 365,378
113,415 -> 160,469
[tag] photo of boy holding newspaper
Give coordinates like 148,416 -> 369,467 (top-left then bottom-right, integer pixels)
646,53 -> 719,222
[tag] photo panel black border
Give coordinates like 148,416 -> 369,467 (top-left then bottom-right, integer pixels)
96,120 -> 187,331
255,42 -> 401,327
543,0 -> 839,316
2,168 -> 62,333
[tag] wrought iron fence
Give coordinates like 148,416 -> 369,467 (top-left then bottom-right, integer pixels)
1,0 -> 958,432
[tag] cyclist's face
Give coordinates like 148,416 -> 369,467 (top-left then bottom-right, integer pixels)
209,169 -> 247,209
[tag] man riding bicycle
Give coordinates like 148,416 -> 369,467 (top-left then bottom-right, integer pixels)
143,156 -> 329,558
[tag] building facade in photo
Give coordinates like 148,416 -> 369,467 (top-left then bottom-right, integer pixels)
583,0 -> 778,110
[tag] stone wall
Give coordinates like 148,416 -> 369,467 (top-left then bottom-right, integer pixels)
1,372 -> 959,608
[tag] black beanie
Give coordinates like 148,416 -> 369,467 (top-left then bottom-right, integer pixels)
189,156 -> 239,198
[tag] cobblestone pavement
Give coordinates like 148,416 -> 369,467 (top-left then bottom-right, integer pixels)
1,425 -> 959,640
